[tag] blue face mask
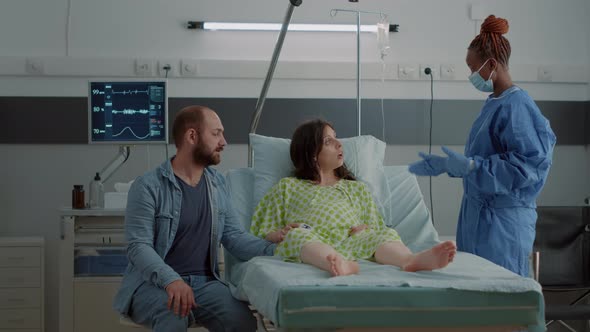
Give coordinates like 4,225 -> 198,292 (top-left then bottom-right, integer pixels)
469,59 -> 495,92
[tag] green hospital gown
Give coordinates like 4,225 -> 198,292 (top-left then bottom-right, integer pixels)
250,177 -> 402,261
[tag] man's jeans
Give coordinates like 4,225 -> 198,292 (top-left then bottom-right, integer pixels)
129,275 -> 256,332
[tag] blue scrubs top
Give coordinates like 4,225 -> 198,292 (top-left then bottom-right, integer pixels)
457,86 -> 556,276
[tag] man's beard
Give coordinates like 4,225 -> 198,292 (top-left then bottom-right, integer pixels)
192,144 -> 221,166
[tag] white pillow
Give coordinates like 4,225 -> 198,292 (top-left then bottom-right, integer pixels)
250,133 -> 388,211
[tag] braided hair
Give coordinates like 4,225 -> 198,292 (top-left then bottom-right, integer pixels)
468,15 -> 511,67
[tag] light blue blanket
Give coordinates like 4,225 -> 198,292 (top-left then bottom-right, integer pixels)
229,253 -> 541,323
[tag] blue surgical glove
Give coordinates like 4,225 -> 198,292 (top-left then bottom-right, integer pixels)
408,152 -> 448,176
441,146 -> 471,177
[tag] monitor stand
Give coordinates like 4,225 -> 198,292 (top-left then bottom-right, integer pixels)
98,145 -> 131,183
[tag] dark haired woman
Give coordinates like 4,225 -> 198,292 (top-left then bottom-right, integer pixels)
251,119 -> 456,276
409,15 -> 556,276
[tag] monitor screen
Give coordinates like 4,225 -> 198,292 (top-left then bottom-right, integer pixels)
88,81 -> 168,144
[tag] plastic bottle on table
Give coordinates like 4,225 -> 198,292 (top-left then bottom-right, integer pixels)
89,172 -> 104,209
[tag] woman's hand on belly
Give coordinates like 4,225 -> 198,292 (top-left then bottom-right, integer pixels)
349,224 -> 369,236
265,223 -> 301,243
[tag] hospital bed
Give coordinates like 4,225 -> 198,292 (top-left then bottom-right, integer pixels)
228,2 -> 544,329
223,134 -> 545,332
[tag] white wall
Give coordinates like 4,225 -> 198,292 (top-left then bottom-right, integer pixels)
3,0 -> 588,64
0,0 -> 589,100
0,1 -> 589,332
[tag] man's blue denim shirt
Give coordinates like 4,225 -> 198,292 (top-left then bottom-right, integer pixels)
114,158 -> 276,315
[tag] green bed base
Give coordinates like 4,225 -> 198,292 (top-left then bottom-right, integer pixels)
275,287 -> 545,331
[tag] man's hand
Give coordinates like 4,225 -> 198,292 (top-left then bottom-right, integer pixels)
349,224 -> 369,236
165,280 -> 196,318
265,223 -> 300,243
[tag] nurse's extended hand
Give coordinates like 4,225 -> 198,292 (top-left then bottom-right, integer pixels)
441,146 -> 471,177
408,152 -> 447,176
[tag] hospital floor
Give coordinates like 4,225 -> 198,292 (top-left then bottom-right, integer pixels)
549,323 -> 590,332
544,291 -> 590,332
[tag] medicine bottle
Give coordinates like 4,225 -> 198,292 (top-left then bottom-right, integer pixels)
72,185 -> 85,209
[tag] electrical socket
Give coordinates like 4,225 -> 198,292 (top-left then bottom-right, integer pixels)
180,59 -> 199,77
158,60 -> 177,77
25,58 -> 44,75
537,65 -> 553,82
420,64 -> 438,80
135,59 -> 154,76
398,64 -> 418,80
440,64 -> 456,80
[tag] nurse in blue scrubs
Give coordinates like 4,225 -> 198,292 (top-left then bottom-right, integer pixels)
408,15 -> 556,276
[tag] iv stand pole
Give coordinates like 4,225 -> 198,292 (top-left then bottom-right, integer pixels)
248,0 -> 303,167
247,2 -> 386,165
330,9 -> 387,137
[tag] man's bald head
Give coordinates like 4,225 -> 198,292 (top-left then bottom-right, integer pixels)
172,105 -> 215,148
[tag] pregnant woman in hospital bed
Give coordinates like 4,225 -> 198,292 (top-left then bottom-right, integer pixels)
250,119 -> 457,276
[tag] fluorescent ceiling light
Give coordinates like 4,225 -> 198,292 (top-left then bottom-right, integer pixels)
194,22 -> 379,32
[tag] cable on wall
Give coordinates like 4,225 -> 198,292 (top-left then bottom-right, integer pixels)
425,67 -> 435,224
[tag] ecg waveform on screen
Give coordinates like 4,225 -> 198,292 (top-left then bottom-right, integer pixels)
111,89 -> 149,95
90,82 -> 166,142
111,109 -> 150,115
112,126 -> 152,139
109,108 -> 152,139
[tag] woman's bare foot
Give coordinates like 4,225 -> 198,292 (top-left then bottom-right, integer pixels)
326,254 -> 359,277
403,241 -> 457,272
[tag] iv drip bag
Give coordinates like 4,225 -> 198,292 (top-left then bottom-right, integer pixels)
377,19 -> 390,59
